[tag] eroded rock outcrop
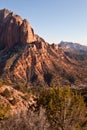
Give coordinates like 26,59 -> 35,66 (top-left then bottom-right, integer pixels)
0,9 -> 35,50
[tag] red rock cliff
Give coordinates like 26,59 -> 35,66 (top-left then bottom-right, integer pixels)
0,9 -> 35,50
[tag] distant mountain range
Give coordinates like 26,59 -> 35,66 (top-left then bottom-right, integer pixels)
58,41 -> 87,67
59,41 -> 87,54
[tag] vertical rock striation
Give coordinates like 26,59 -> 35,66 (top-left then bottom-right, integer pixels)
0,8 -> 35,50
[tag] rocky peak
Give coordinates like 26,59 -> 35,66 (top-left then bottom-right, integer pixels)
0,9 -> 35,51
20,19 -> 35,43
0,8 -> 11,22
35,34 -> 45,43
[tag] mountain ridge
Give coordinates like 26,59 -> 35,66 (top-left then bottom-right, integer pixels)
58,41 -> 87,54
0,9 -> 87,88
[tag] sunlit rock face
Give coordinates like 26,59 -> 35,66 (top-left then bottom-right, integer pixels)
0,8 -> 35,50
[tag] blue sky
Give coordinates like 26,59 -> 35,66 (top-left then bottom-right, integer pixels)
0,0 -> 87,45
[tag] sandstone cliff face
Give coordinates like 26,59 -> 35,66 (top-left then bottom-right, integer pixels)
0,9 -> 35,50
20,19 -> 34,43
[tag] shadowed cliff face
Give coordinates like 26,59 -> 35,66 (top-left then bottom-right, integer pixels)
0,9 -> 87,88
0,9 -> 35,51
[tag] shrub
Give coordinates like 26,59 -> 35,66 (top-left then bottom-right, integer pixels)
0,79 -> 10,87
15,83 -> 29,94
0,79 -> 4,87
38,87 -> 87,130
0,103 -> 10,120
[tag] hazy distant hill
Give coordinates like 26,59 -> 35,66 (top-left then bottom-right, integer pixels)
58,41 -> 87,67
59,41 -> 87,54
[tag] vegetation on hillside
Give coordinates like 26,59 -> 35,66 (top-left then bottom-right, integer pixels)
0,102 -> 10,120
38,87 -> 87,130
0,84 -> 87,130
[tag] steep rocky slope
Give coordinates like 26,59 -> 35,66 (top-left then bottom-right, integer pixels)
0,9 -> 87,88
0,8 -> 35,52
1,38 -> 87,88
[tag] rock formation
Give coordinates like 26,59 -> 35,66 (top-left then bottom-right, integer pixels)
0,8 -> 35,51
0,9 -> 87,88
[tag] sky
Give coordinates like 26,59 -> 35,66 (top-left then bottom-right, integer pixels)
0,0 -> 87,46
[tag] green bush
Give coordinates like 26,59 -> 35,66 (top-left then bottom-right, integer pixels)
0,103 -> 10,120
38,87 -> 87,130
